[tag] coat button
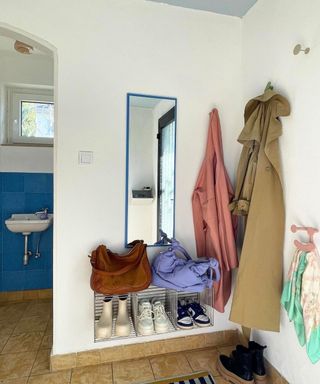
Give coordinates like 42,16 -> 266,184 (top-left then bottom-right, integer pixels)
265,166 -> 271,171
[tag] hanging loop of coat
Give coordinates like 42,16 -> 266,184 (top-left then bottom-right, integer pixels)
229,90 -> 290,332
192,108 -> 238,313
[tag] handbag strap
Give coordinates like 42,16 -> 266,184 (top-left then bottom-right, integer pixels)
169,240 -> 192,260
208,258 -> 220,282
165,239 -> 220,281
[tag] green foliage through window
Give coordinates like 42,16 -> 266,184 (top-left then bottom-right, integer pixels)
21,101 -> 54,138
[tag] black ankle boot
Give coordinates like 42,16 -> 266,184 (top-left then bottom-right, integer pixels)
217,345 -> 254,384
248,341 -> 267,382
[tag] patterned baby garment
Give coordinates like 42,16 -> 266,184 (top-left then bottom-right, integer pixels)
282,248 -> 320,363
281,249 -> 307,346
300,250 -> 320,363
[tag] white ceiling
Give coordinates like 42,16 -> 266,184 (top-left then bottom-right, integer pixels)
147,0 -> 258,17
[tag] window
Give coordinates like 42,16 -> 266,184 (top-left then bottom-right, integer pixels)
7,86 -> 54,145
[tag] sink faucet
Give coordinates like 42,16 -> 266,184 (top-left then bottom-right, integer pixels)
35,208 -> 49,219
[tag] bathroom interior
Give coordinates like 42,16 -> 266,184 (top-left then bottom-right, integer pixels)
1,0 -> 320,383
0,35 -> 54,291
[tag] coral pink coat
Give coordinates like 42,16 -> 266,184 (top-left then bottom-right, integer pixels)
192,109 -> 238,312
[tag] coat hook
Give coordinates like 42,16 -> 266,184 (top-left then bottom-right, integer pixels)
291,224 -> 318,252
293,44 -> 310,55
264,81 -> 274,92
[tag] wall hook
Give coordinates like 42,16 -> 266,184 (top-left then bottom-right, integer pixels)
293,44 -> 310,55
291,224 -> 318,251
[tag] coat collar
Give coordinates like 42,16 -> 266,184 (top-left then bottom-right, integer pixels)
239,90 -> 290,146
252,89 -> 278,102
245,89 -> 290,120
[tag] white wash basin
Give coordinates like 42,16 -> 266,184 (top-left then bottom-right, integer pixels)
5,214 -> 53,235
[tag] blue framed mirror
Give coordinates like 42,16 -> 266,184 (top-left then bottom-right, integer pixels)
125,93 -> 177,246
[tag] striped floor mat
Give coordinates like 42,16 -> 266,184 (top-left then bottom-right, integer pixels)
145,371 -> 215,384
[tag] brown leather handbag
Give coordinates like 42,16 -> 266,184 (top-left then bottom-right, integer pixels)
89,240 -> 151,295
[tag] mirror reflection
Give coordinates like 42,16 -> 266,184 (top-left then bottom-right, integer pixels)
126,94 -> 177,246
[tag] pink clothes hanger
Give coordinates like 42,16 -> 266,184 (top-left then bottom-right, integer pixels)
291,224 -> 319,252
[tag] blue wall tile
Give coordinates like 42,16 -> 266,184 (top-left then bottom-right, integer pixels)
24,174 -> 53,193
3,249 -> 25,271
0,172 -> 53,292
0,252 -> 2,291
25,193 -> 53,213
2,173 -> 24,192
3,231 -> 23,254
2,192 -> 25,211
2,271 -> 25,291
24,269 -> 52,290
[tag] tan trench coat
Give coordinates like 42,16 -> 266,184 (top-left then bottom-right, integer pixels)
229,90 -> 290,332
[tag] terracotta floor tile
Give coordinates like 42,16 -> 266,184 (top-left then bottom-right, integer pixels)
23,302 -> 52,319
45,319 -> 53,335
27,370 -> 71,384
0,320 -> 18,337
0,334 -> 10,352
71,363 -> 113,384
113,358 -> 154,384
2,332 -> 44,354
31,349 -> 51,376
217,345 -> 236,356
0,303 -> 28,322
214,376 -> 230,384
2,378 -> 28,383
0,351 -> 37,381
150,353 -> 193,379
185,348 -> 220,376
40,334 -> 53,349
13,316 -> 48,335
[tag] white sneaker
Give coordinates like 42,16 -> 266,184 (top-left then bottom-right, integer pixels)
152,300 -> 169,333
138,300 -> 154,335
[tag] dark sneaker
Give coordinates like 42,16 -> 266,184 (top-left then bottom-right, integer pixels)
177,300 -> 193,329
186,301 -> 210,327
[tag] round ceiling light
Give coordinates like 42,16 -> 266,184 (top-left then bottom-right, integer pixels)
14,40 -> 33,54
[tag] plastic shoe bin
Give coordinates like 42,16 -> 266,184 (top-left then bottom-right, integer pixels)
174,288 -> 214,329
94,286 -> 214,343
94,293 -> 136,342
131,286 -> 176,336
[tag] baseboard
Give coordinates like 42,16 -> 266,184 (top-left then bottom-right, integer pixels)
50,330 -> 289,383
50,329 -> 240,371
0,288 -> 53,303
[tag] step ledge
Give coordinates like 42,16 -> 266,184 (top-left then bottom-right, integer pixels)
50,329 -> 239,371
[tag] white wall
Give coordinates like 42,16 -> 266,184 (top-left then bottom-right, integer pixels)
0,145 -> 53,172
243,1 -> 320,382
0,0 -> 243,354
0,50 -> 53,172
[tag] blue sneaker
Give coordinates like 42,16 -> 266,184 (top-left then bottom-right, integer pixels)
186,302 -> 210,327
177,300 -> 193,329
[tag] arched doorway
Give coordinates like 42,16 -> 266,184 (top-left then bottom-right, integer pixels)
0,25 -> 56,306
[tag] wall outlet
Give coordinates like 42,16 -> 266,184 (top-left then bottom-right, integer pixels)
78,151 -> 93,165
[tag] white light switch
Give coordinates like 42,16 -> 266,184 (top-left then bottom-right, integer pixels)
79,151 -> 93,165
